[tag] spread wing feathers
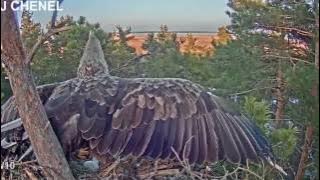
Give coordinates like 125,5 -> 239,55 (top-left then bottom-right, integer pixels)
1,82 -> 62,124
50,77 -> 274,164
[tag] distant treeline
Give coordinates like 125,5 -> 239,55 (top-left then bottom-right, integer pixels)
131,31 -> 217,35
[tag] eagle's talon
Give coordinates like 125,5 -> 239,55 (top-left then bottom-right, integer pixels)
75,148 -> 91,160
76,155 -> 89,160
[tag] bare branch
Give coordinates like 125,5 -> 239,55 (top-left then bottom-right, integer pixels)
110,53 -> 151,73
259,25 -> 314,38
229,87 -> 273,96
262,54 -> 314,65
27,26 -> 72,64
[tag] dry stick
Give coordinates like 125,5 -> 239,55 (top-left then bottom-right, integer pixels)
101,158 -> 121,176
1,118 -> 22,133
170,147 -> 203,180
172,145 -> 273,180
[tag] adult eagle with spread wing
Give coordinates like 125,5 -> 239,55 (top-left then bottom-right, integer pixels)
1,32 -> 285,174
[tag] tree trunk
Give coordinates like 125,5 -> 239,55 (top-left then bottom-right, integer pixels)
294,126 -> 314,180
1,0 -> 75,179
315,2 -> 319,70
295,3 -> 319,179
275,67 -> 286,127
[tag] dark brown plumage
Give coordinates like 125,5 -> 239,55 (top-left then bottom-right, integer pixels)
1,32 -> 278,167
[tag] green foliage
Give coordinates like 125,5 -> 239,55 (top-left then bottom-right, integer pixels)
1,69 -> 11,104
140,50 -> 218,89
243,96 -> 298,168
209,40 -> 273,97
31,17 -> 106,85
226,0 -> 319,178
285,63 -> 319,125
271,128 -> 298,161
142,25 -> 179,58
104,26 -> 137,77
243,96 -> 270,132
139,26 -> 219,86
105,42 -> 137,77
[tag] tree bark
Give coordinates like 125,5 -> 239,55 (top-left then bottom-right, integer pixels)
295,3 -> 319,179
315,1 -> 319,70
1,0 -> 75,179
294,126 -> 314,180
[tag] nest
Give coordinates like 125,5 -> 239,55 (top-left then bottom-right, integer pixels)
1,120 -> 195,180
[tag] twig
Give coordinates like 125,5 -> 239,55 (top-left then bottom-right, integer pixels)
110,53 -> 151,73
27,26 -> 72,64
229,87 -> 272,96
100,158 -> 121,176
15,160 -> 38,166
171,147 -> 203,180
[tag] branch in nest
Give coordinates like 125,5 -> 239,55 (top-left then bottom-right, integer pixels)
27,26 -> 72,64
138,169 -> 180,179
1,118 -> 22,133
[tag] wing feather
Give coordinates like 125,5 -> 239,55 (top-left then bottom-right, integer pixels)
160,118 -> 177,159
134,120 -> 156,157
38,77 -> 273,165
122,125 -> 147,156
227,114 -> 258,160
1,82 -> 62,125
214,109 -> 241,163
197,115 -> 208,164
189,117 -> 199,164
204,113 -> 219,162
170,112 -> 185,159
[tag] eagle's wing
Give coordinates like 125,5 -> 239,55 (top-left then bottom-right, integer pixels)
46,77 -> 273,165
1,82 -> 61,124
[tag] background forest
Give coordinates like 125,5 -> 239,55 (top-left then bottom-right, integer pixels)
1,0 -> 319,179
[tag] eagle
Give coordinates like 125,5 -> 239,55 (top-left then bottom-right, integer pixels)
1,32 -> 285,174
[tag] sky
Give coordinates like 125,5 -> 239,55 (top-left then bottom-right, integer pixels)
32,0 -> 230,32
